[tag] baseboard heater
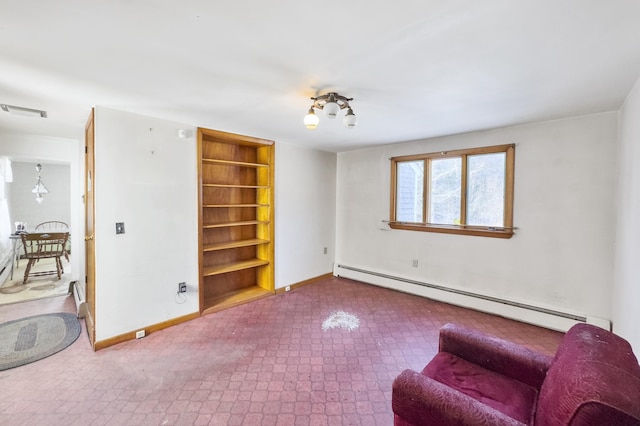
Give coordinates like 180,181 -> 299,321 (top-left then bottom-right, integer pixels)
72,280 -> 86,318
335,264 -> 610,332
0,252 -> 12,286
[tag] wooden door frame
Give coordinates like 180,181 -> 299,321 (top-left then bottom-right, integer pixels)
84,109 -> 96,349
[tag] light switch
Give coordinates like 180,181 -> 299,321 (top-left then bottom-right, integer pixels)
115,222 -> 125,234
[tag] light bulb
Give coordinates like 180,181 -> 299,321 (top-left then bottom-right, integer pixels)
304,108 -> 319,129
36,194 -> 44,204
343,108 -> 357,128
324,101 -> 340,119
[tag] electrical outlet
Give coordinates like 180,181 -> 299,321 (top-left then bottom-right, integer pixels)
178,282 -> 187,293
412,259 -> 419,267
285,285 -> 291,292
323,247 -> 327,254
135,330 -> 145,339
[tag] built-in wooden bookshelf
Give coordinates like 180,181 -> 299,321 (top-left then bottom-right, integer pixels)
197,128 -> 275,315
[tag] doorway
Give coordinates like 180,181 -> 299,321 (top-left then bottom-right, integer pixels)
0,135 -> 84,310
0,161 -> 72,303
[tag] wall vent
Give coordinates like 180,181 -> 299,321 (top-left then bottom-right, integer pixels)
1,104 -> 47,118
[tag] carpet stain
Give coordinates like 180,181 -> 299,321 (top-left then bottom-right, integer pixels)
322,311 -> 360,331
0,285 -> 27,294
31,284 -> 57,291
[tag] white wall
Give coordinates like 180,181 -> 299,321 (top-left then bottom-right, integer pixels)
9,161 -> 70,229
0,133 -> 75,164
613,75 -> 640,352
275,143 -> 336,288
93,108 -> 338,340
336,113 -> 618,327
93,107 -> 199,341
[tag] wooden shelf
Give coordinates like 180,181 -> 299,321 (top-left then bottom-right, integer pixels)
203,183 -> 269,189
202,285 -> 272,315
204,238 -> 270,252
203,204 -> 270,208
203,220 -> 269,229
203,258 -> 270,277
202,158 -> 269,168
198,127 -> 275,316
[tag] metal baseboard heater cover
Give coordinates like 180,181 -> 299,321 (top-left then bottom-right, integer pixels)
72,280 -> 87,318
334,264 -> 606,330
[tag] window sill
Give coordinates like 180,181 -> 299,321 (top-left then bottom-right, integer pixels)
388,222 -> 514,239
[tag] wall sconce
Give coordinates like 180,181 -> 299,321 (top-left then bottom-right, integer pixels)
304,92 -> 357,130
31,163 -> 49,204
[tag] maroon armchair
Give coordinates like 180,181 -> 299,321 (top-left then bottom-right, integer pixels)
392,323 -> 640,425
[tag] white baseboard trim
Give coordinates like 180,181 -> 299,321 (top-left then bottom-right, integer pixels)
334,264 -> 611,332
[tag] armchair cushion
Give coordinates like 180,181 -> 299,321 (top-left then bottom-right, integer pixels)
393,369 -> 526,426
423,352 -> 538,424
438,323 -> 552,389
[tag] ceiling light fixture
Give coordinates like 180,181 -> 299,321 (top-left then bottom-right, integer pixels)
32,163 -> 49,204
304,92 -> 356,130
1,104 -> 48,118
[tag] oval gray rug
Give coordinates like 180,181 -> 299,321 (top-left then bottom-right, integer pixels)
0,312 -> 81,371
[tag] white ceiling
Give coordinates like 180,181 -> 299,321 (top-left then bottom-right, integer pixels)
1,0 -> 639,152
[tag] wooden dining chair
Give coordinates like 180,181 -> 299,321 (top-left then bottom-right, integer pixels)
35,221 -> 68,231
20,232 -> 69,284
35,221 -> 70,261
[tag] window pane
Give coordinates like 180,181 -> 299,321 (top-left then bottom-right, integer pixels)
429,157 -> 461,225
467,153 -> 505,226
396,161 -> 423,222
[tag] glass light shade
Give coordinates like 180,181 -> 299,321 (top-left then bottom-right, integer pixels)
323,101 -> 340,119
304,109 -> 319,129
31,178 -> 49,194
343,108 -> 357,128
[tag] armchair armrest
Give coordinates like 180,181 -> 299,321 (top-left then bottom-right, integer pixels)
392,369 -> 525,426
438,323 -> 552,389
